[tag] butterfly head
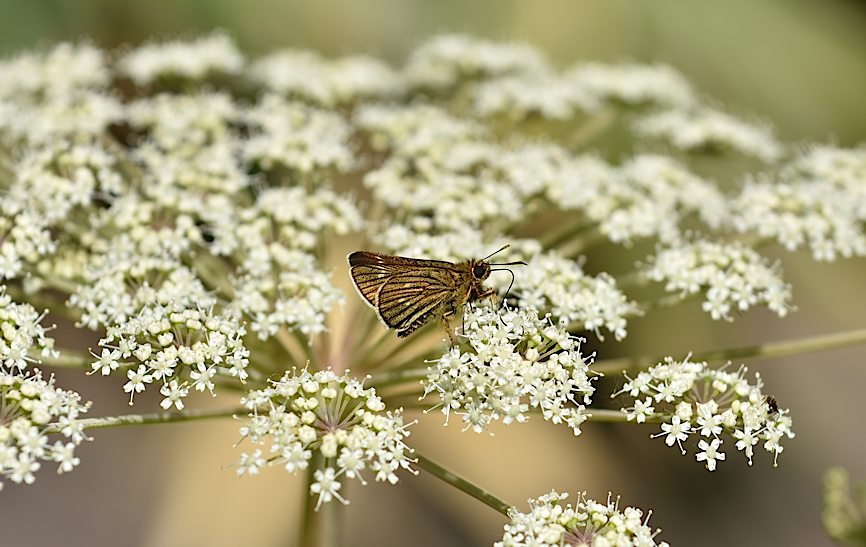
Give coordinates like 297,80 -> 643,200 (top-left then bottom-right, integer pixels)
471,260 -> 492,281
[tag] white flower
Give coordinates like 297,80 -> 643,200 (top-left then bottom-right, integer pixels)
241,94 -> 354,173
565,62 -> 695,107
696,438 -> 726,471
424,306 -> 595,434
635,106 -> 783,162
617,356 -> 795,468
236,368 -> 414,508
511,253 -> 637,340
90,348 -> 120,376
732,149 -> 866,261
497,490 -> 668,547
159,380 -> 189,410
0,42 -> 109,99
0,287 -> 56,371
310,467 -> 347,509
118,32 -> 244,85
95,298 -> 248,405
644,239 -> 793,320
252,50 -> 404,105
0,369 -> 90,489
405,34 -> 549,90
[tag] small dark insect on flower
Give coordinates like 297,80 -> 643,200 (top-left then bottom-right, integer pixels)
765,395 -> 779,415
348,245 -> 526,345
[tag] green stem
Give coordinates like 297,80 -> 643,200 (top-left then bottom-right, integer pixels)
368,367 -> 429,389
300,452 -> 321,547
569,105 -> 618,150
414,453 -> 512,517
539,219 -> 596,250
47,406 -> 243,433
594,326 -> 866,374
41,350 -> 92,369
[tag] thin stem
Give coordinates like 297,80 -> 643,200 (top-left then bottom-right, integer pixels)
41,350 -> 92,369
539,219 -> 596,250
276,327 -> 312,369
299,453 -> 319,547
368,367 -> 428,389
414,453 -> 512,517
47,406 -> 243,433
594,326 -> 866,374
320,488 -> 340,547
569,105 -> 618,150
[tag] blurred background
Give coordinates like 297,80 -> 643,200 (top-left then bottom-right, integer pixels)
1,1 -> 865,546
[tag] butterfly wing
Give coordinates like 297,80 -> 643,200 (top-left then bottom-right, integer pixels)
348,251 -> 462,335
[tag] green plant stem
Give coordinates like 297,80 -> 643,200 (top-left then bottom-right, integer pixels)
539,219 -> 596,249
569,105 -> 618,149
46,406 -> 243,433
300,454 -> 319,547
41,350 -> 92,369
594,326 -> 866,374
368,367 -> 429,389
414,453 -> 512,517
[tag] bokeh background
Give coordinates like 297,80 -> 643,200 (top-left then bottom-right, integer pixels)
1,1 -> 865,546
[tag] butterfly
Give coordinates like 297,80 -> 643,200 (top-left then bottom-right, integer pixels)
348,245 -> 525,345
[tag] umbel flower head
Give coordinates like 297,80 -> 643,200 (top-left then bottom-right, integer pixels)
0,287 -> 56,372
424,306 -> 596,435
0,369 -> 90,489
237,368 -> 415,509
617,356 -> 795,470
497,490 -> 668,547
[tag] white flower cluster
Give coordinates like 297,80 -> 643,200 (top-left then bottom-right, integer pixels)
355,103 -> 483,156
405,34 -> 549,90
472,61 -> 697,122
0,141 -> 124,280
512,253 -> 637,340
643,240 -> 793,320
0,42 -> 120,145
548,154 -> 728,244
126,92 -> 239,150
232,250 -> 345,339
237,368 -> 414,509
424,306 -> 595,435
733,146 -> 866,261
497,490 -> 668,547
374,225 -> 540,265
118,32 -> 244,85
0,369 -> 89,489
472,73 -> 598,121
0,42 -> 108,99
228,189 -> 355,337
0,289 -> 56,372
241,94 -> 354,173
93,300 -> 249,406
634,106 -> 782,162
566,62 -> 695,108
252,50 -> 405,105
364,145 -> 523,232
617,356 -> 794,469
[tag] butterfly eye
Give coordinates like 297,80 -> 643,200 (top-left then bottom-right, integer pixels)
473,264 -> 487,278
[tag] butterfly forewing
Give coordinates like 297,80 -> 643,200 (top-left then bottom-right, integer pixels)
348,251 -> 463,335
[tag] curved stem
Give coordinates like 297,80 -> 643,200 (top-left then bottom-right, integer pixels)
414,453 -> 512,517
594,326 -> 866,374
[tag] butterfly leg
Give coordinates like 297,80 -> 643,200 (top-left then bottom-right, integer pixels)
441,309 -> 457,347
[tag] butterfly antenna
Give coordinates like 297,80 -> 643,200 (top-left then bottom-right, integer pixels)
481,244 -> 510,261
